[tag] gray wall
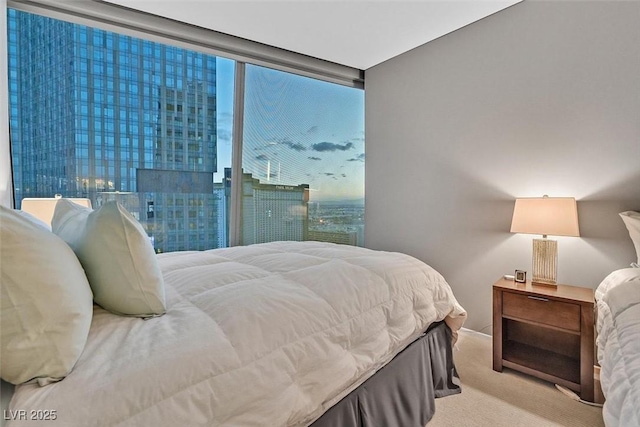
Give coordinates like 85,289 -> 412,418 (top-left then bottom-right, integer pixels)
365,0 -> 640,333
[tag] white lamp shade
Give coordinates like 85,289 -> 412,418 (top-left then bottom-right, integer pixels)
21,197 -> 92,226
510,197 -> 580,237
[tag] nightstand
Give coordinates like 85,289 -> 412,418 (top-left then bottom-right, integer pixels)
492,278 -> 594,401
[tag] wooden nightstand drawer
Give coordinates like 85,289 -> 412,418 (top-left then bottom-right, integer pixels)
493,278 -> 595,401
502,291 -> 581,332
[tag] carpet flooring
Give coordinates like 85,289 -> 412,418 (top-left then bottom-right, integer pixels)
429,329 -> 604,427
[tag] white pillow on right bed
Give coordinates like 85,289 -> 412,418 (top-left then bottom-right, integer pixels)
620,211 -> 640,265
52,199 -> 166,318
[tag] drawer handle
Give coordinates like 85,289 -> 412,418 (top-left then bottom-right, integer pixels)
527,296 -> 549,302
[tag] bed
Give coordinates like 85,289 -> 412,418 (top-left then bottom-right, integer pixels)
594,210 -> 640,426
595,267 -> 640,427
1,201 -> 467,427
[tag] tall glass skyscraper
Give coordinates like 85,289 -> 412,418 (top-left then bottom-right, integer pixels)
7,9 -> 221,252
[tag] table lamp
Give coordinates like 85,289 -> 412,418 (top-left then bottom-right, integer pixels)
510,195 -> 579,286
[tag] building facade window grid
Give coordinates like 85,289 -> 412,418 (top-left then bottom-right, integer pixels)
7,9 -> 221,253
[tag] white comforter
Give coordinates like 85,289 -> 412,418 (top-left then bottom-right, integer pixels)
595,268 -> 640,427
8,241 -> 466,427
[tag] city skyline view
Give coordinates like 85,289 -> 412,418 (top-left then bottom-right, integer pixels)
215,60 -> 365,203
7,8 -> 365,251
242,64 -> 365,203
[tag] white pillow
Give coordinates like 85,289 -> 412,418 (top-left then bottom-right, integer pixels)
0,205 -> 93,385
620,211 -> 640,265
52,200 -> 166,317
50,197 -> 92,251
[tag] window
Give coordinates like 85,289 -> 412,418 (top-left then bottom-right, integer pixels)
7,8 -> 364,251
241,65 -> 365,246
7,9 -> 233,253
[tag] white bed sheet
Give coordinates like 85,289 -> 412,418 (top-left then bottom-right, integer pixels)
7,241 -> 466,427
595,268 -> 640,427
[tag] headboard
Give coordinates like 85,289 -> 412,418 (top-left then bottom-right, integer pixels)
21,197 -> 92,226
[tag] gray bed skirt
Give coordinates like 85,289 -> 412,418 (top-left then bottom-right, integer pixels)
310,321 -> 461,427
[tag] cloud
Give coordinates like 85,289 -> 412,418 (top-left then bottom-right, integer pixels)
218,112 -> 233,121
274,137 -> 306,151
312,141 -> 354,152
306,126 -> 318,134
255,154 -> 268,161
308,156 -> 322,161
217,128 -> 231,142
286,142 -> 306,151
347,153 -> 365,162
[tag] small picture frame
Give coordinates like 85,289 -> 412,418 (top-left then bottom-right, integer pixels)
515,270 -> 527,283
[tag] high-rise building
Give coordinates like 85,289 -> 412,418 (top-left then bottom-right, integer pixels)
225,168 -> 309,245
7,9 -> 220,252
307,230 -> 358,246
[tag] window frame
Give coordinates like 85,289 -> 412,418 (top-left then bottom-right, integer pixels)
6,0 -> 363,88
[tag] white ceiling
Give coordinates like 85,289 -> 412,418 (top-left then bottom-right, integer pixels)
105,0 -> 521,70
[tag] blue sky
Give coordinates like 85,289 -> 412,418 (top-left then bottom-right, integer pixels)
216,58 -> 365,202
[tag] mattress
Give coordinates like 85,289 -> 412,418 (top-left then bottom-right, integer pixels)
7,241 -> 466,427
595,267 -> 640,427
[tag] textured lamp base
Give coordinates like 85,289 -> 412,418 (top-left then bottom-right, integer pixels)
532,238 -> 558,286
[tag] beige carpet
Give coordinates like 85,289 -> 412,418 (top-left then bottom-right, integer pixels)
429,329 -> 604,427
